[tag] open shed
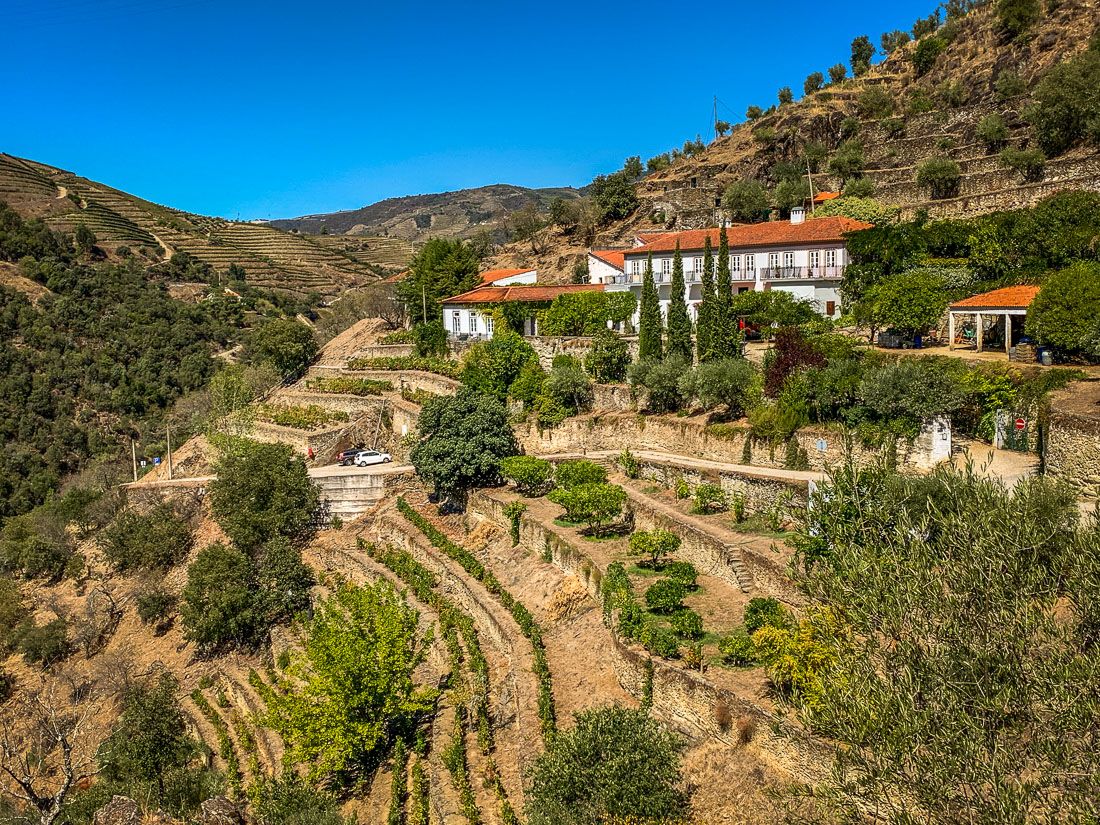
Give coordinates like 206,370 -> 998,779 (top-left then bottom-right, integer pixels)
948,285 -> 1041,355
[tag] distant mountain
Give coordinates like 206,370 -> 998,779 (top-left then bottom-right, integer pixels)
0,154 -> 412,296
269,183 -> 586,244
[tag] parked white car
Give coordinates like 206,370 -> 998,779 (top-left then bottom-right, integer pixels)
353,449 -> 392,467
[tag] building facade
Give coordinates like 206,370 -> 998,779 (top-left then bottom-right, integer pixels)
605,212 -> 871,324
441,283 -> 605,339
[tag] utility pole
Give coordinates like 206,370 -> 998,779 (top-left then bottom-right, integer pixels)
713,96 -> 718,142
806,159 -> 817,215
131,439 -> 138,482
166,427 -> 173,480
421,283 -> 427,325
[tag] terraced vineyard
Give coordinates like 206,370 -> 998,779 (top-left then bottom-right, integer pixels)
0,153 -> 384,296
307,233 -> 414,272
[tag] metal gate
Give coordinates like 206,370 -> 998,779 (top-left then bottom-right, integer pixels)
996,410 -> 1030,452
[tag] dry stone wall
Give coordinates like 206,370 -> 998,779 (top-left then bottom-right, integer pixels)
1046,388 -> 1100,499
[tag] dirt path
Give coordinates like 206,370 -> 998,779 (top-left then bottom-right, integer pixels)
55,184 -> 67,199
952,437 -> 1040,488
151,231 -> 174,259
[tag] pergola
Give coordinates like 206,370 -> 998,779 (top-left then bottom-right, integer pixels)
948,285 -> 1041,355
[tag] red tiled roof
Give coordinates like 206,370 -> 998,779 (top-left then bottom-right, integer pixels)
380,270 -> 409,283
812,191 -> 841,203
442,284 -> 604,305
590,249 -> 626,270
477,268 -> 534,285
950,285 -> 1041,310
625,217 -> 874,256
635,231 -> 671,242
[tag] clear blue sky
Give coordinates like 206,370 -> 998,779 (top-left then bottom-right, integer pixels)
2,0 -> 933,220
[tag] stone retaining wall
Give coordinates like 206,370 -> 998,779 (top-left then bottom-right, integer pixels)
1046,411 -> 1100,500
348,343 -> 415,359
630,455 -> 809,514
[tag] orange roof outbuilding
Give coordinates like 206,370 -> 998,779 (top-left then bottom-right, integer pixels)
590,249 -> 626,270
624,217 -> 873,256
442,284 -> 604,305
477,268 -> 535,285
950,285 -> 1041,310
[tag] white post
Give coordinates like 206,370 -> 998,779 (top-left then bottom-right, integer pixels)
166,427 -> 173,480
949,312 -> 956,350
976,313 -> 984,353
1005,313 -> 1011,355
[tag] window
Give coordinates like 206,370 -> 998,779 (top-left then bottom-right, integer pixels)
745,254 -> 756,271
783,252 -> 794,269
768,252 -> 780,270
693,257 -> 703,276
470,313 -> 478,334
730,255 -> 740,274
826,249 -> 837,268
809,250 -> 820,268
632,260 -> 641,275
486,315 -> 495,334
660,258 -> 671,277
451,311 -> 461,335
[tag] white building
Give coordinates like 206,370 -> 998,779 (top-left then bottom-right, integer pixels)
605,211 -> 872,324
475,267 -> 537,287
587,250 -> 625,285
441,283 -> 605,339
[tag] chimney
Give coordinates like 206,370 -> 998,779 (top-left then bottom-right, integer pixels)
790,207 -> 806,225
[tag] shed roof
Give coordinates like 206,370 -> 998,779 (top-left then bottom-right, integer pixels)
950,285 -> 1041,310
442,283 -> 604,305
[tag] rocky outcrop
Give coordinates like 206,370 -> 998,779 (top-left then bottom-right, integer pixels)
92,797 -> 141,825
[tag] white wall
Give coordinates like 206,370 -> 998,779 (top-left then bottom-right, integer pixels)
587,254 -> 623,285
490,269 -> 536,286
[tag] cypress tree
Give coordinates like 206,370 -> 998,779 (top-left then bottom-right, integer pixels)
696,234 -> 717,362
666,240 -> 692,360
715,226 -> 736,358
638,251 -> 663,361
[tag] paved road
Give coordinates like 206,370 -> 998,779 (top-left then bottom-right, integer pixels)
542,449 -> 825,484
125,460 -> 413,488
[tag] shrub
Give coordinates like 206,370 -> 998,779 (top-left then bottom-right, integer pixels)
548,483 -> 626,535
630,356 -> 691,413
977,114 -> 1009,150
722,179 -> 770,223
678,358 -> 761,416
753,127 -> 777,147
645,626 -> 681,658
535,392 -> 570,428
935,79 -> 967,108
461,330 -> 537,398
249,319 -> 319,379
692,483 -> 727,514
718,631 -> 756,665
644,579 -> 687,612
880,117 -> 906,137
19,617 -> 69,667
546,360 -> 593,413
994,70 -> 1027,101
664,561 -> 698,588
843,177 -> 876,198
911,36 -> 946,75
916,157 -> 961,199
778,87 -> 793,105
674,478 -> 690,499
100,504 -> 193,571
180,543 -> 259,648
555,460 -> 606,490
996,0 -> 1041,35
1025,261 -> 1100,353
840,117 -> 861,139
671,609 -> 704,639
584,328 -> 631,383
858,86 -> 894,119
804,72 -> 824,95
629,529 -> 681,568
413,321 -> 448,357
744,597 -> 789,633
137,588 -> 178,627
499,456 -> 555,496
617,449 -> 640,479
829,139 -> 865,181
828,63 -> 847,84
1000,147 -> 1046,182
1026,50 -> 1100,156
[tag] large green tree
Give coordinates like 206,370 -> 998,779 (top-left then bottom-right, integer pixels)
249,320 -> 319,379
714,226 -> 737,358
209,440 -> 319,551
860,269 -> 949,336
409,387 -> 518,498
397,238 -> 481,324
266,580 -> 437,781
1026,260 -> 1100,353
459,329 -> 538,398
666,241 -> 692,360
525,706 -> 686,825
1027,50 -> 1100,156
637,252 -> 663,361
180,542 -> 259,648
696,235 -> 717,362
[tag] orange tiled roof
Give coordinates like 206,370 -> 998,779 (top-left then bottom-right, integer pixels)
590,249 -> 626,270
812,191 -> 841,203
950,285 -> 1041,310
624,217 -> 873,256
380,270 -> 409,283
477,268 -> 534,285
635,231 -> 671,242
442,284 -> 604,305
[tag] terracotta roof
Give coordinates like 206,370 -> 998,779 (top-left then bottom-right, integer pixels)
950,285 -> 1041,310
624,217 -> 874,256
380,270 -> 409,283
635,231 -> 671,242
812,191 -> 841,203
477,267 -> 534,285
590,249 -> 626,270
442,284 -> 604,305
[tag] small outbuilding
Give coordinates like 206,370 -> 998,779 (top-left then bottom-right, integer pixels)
948,285 -> 1041,355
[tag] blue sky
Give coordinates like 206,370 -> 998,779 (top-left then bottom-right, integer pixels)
2,0 -> 933,219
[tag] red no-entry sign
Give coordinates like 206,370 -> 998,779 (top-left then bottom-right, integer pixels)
1015,417 -> 1026,431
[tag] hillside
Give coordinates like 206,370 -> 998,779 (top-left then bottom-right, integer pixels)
0,154 -> 411,296
269,182 -> 586,242
482,0 -> 1100,279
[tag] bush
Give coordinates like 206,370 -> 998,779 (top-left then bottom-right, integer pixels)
535,392 -> 570,428
692,483 -> 727,514
548,483 -> 626,535
545,359 -> 593,413
19,617 -> 69,667
249,319 -> 319,379
590,171 -> 639,224
584,328 -> 631,383
1000,147 -> 1046,182
996,0 -> 1041,35
843,177 -> 877,198
0,513 -> 72,580
1025,261 -> 1100,353
723,179 -> 770,223
524,706 -> 686,825
935,80 -> 967,108
828,63 -> 847,84
674,478 -> 690,499
628,529 -> 681,568
744,597 -> 789,633
180,543 -> 259,648
911,36 -> 946,75
555,460 -> 606,490
671,609 -> 704,639
100,504 -> 193,571
977,114 -> 1009,150
718,631 -> 756,665
644,626 -> 682,658
460,330 -> 537,398
858,87 -> 894,119
413,321 -> 448,358
840,117 -> 861,139
916,157 -> 961,199
860,359 -> 967,429
500,456 -> 555,496
644,579 -> 687,612
136,588 -> 178,627
804,72 -> 824,95
679,358 -> 761,416
617,449 -> 639,479
664,561 -> 698,589
994,70 -> 1027,101
829,139 -> 865,181
630,356 -> 690,413
1026,50 -> 1100,156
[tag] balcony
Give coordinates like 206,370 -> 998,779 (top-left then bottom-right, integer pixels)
762,266 -> 845,281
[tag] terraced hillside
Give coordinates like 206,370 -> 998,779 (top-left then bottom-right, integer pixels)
0,153 -> 390,296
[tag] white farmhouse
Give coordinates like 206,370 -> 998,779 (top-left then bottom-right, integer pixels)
605,210 -> 872,324
441,283 -> 605,339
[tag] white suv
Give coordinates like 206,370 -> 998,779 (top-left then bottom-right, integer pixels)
353,449 -> 392,467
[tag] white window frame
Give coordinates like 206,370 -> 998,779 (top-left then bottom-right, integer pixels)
470,312 -> 479,334
486,315 -> 495,334
745,254 -> 756,271
768,252 -> 780,269
693,257 -> 703,276
730,255 -> 740,274
809,250 -> 820,268
451,311 -> 461,335
660,258 -> 671,277
783,251 -> 795,269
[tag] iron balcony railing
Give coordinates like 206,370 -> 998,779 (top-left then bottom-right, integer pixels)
611,265 -> 843,285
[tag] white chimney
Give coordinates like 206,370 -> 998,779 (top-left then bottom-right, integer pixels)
790,207 -> 806,225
